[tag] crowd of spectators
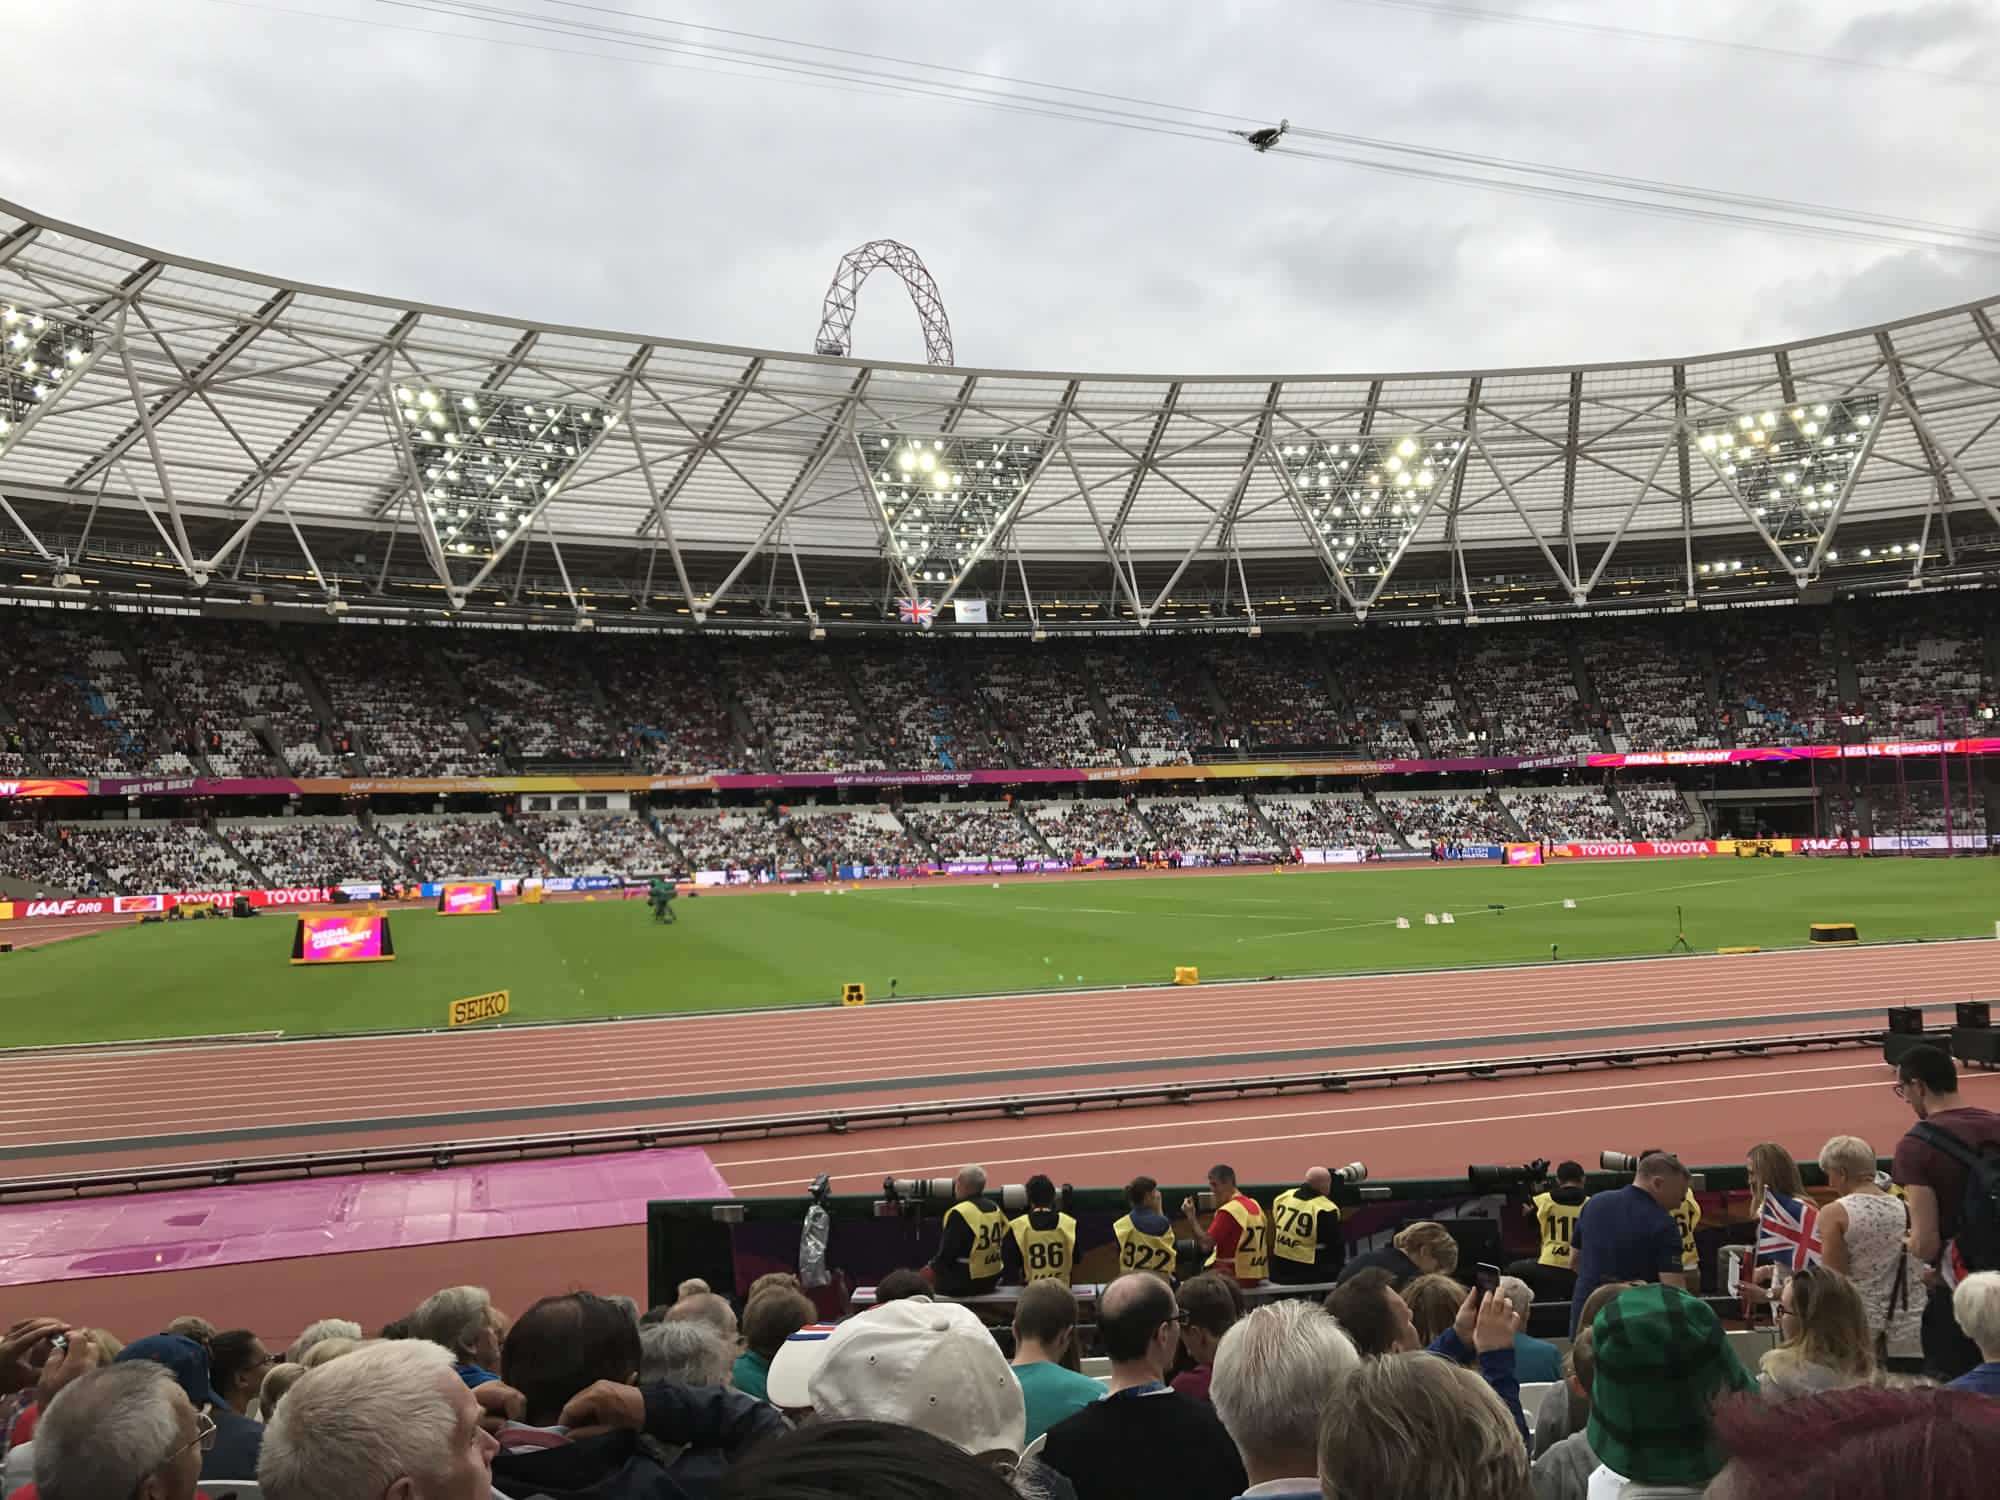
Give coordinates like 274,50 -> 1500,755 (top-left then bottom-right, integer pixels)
901,803 -> 1046,861
302,632 -> 495,778
1621,783 -> 1697,840
785,808 -> 926,868
136,623 -> 286,777
1868,781 -> 1986,839
221,818 -> 403,887
734,645 -> 885,774
1256,794 -> 1398,850
1204,637 -> 1345,749
1582,626 -> 1720,751
374,814 -> 545,880
1501,787 -> 1627,841
448,634 -> 627,764
1849,596 -> 1993,740
1324,632 -> 1428,754
1030,799 -> 1150,857
519,813 -> 675,877
1713,611 -> 1838,747
1087,646 -> 1207,765
1137,796 -> 1278,857
1377,792 -> 1516,847
593,636 -> 745,774
981,648 -> 1121,767
660,809 -> 796,874
850,648 -> 1008,771
1458,630 -> 1600,757
0,613 -> 164,775
0,822 -> 101,893
53,819 -> 251,893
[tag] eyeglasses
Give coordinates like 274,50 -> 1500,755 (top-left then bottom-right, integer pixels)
1162,1310 -> 1191,1330
165,1411 -> 218,1465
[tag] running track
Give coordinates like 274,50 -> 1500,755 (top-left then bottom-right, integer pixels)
2,940 -> 1996,1190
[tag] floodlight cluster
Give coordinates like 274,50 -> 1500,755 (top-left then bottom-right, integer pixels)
1275,434 -> 1461,578
862,432 -> 1047,588
0,304 -> 94,442
395,386 -> 612,557
1696,397 -> 1878,547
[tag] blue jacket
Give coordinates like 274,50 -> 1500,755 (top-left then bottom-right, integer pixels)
1428,1327 -> 1529,1447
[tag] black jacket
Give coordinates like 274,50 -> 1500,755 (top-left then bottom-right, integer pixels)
492,1384 -> 785,1500
1334,1244 -> 1423,1288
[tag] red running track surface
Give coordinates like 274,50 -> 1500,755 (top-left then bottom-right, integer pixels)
2,940 -> 1995,1187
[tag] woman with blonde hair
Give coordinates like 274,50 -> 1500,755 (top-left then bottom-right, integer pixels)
1400,1274 -> 1468,1347
1336,1220 -> 1460,1288
1816,1133 -> 1923,1371
1759,1266 -> 1875,1399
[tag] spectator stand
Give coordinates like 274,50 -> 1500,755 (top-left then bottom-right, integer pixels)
517,812 -> 678,878
57,817 -> 252,894
374,813 -> 546,881
592,635 -> 746,774
902,801 -> 1047,863
1255,792 -> 1400,852
1375,790 -> 1517,849
1027,798 -> 1151,861
981,646 -> 1120,768
220,817 -> 404,887
1132,795 -> 1281,863
850,645 -> 1009,772
447,633 -> 630,768
730,642 -> 885,774
1499,786 -> 1625,842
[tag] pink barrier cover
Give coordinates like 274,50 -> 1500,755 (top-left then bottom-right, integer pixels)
0,1150 -> 730,1286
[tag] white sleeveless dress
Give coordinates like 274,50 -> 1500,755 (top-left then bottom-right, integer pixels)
1839,1190 -> 1923,1359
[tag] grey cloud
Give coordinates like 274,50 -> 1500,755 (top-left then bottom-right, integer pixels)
9,0 -> 1998,380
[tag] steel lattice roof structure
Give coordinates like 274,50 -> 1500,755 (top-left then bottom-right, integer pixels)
2,195 -> 1997,631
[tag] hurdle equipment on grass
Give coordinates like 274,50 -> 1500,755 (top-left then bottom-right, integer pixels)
1809,922 -> 1858,943
447,989 -> 510,1028
1173,966 -> 1199,985
1424,913 -> 1439,925
1396,916 -> 1410,929
841,982 -> 867,1007
1441,912 -> 1455,924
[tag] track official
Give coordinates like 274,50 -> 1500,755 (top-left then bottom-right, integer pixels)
1113,1176 -> 1179,1280
1268,1167 -> 1345,1285
926,1164 -> 1008,1296
1007,1173 -> 1078,1286
1181,1163 -> 1270,1288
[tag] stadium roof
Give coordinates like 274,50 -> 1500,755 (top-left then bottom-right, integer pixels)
2,196 -> 1997,631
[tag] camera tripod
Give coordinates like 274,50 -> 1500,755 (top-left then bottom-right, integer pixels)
1668,904 -> 1692,954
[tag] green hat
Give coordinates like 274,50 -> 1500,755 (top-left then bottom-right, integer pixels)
1586,1284 -> 1756,1488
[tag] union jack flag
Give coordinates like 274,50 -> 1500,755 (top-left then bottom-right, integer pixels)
1755,1190 -> 1824,1272
896,597 -> 936,626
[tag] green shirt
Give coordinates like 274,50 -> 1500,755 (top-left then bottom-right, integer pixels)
1013,1359 -> 1103,1442
649,878 -> 671,901
732,1349 -> 771,1401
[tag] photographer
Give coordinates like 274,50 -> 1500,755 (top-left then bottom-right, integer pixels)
1505,1161 -> 1590,1305
1268,1167 -> 1346,1286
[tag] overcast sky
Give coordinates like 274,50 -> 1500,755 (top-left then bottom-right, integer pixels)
8,0 -> 1998,375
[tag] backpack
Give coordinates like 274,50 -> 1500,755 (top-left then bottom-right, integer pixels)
1911,1121 -> 2000,1272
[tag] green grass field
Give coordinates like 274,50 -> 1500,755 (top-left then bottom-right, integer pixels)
7,858 -> 1999,1047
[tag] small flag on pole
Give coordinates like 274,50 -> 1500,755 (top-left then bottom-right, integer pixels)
896,597 -> 936,626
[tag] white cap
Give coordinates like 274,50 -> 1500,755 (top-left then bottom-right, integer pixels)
803,1299 -> 1026,1459
764,1322 -> 841,1409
